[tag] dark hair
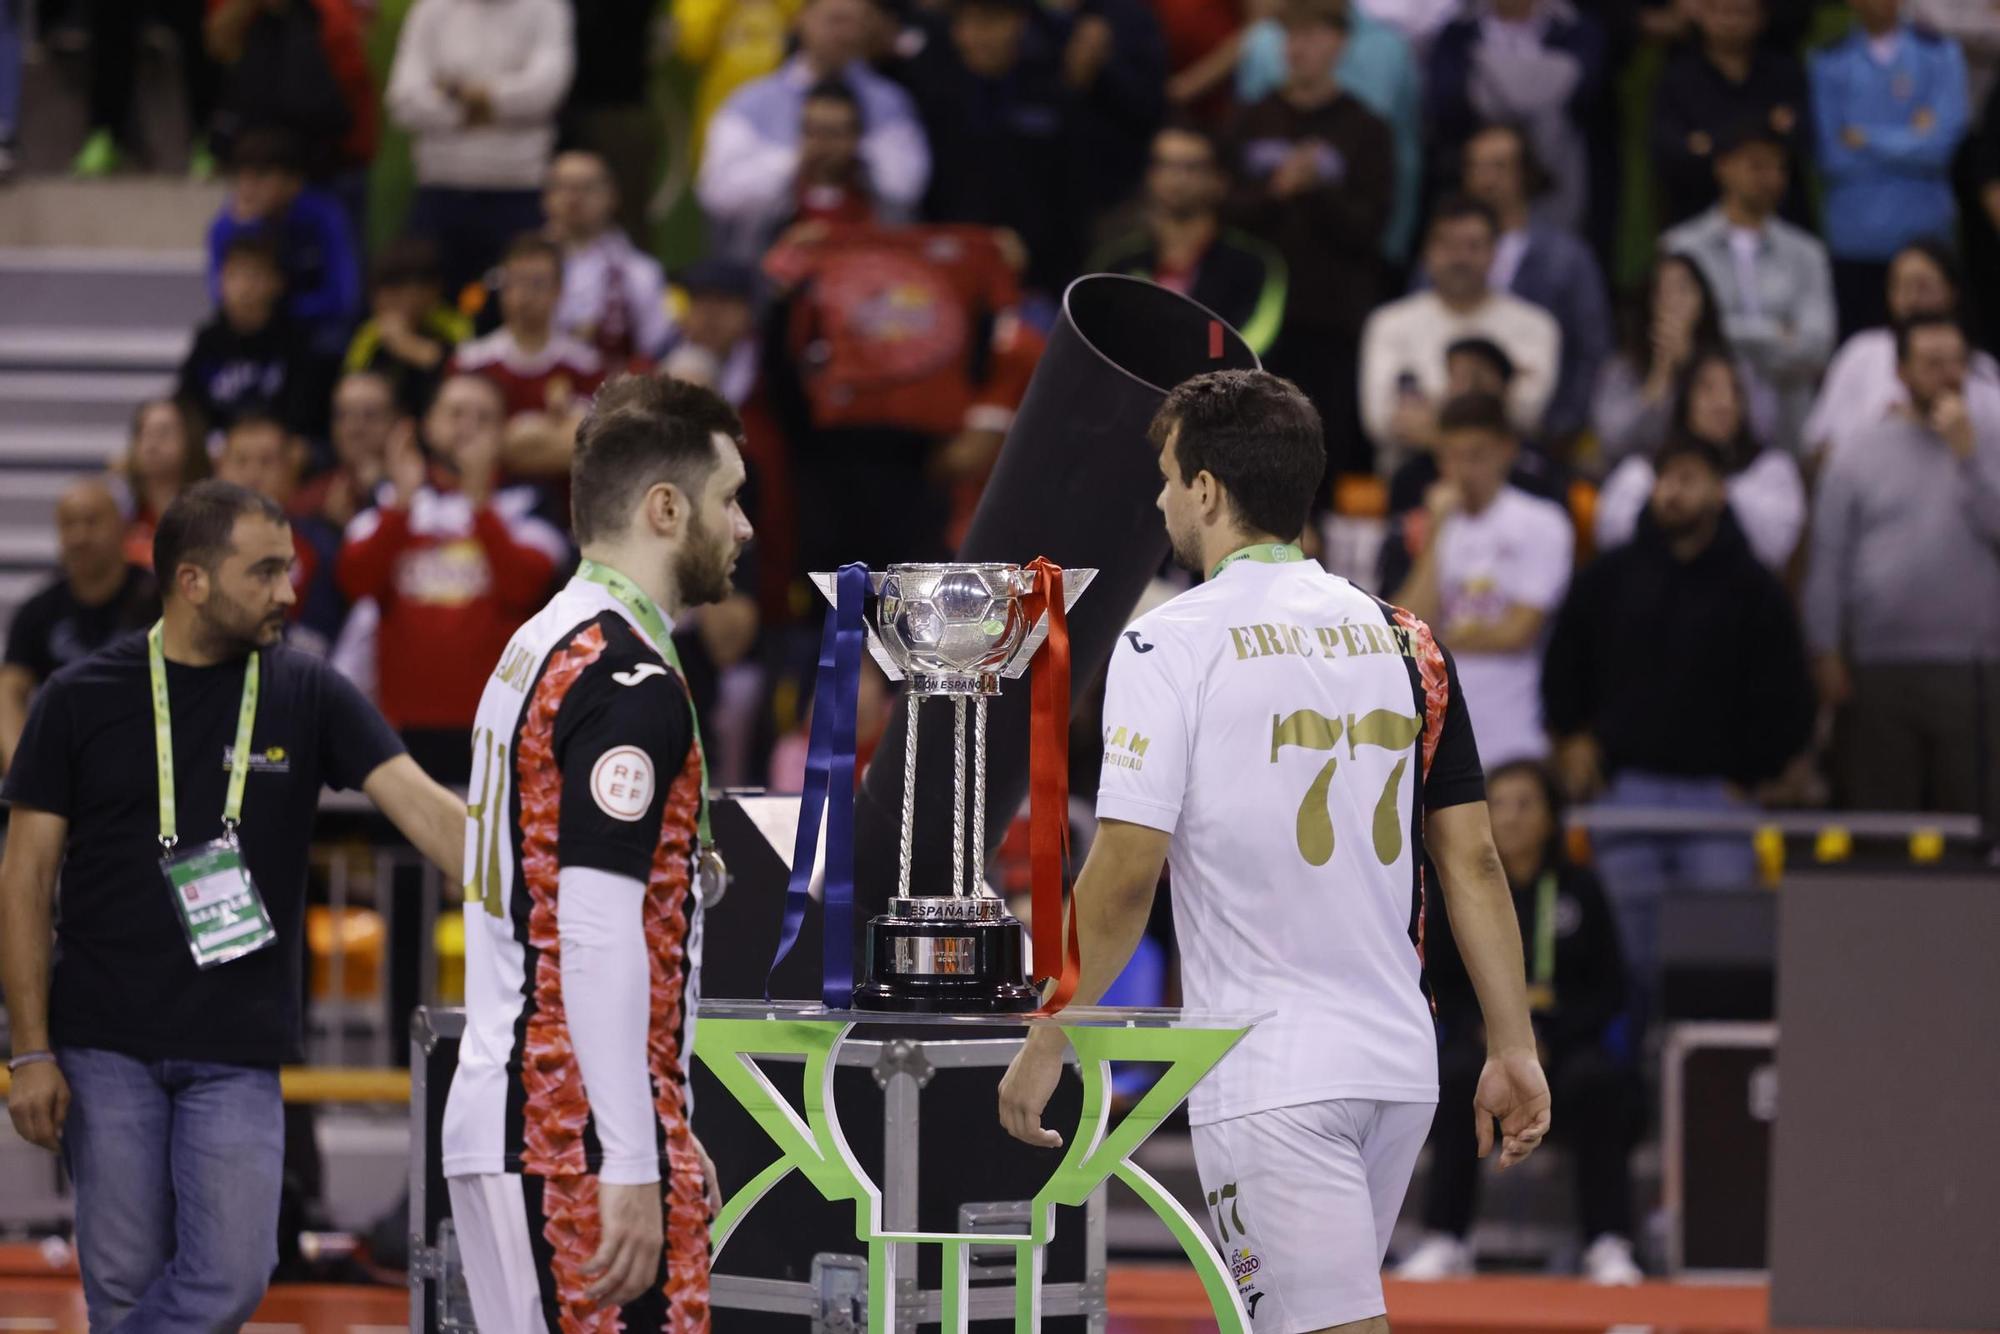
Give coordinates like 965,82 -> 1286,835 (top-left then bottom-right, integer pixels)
804,76 -> 863,120
571,374 -> 744,544
1464,122 -> 1553,201
1484,759 -> 1567,867
125,397 -> 212,488
371,235 -> 445,292
229,126 -> 305,176
221,232 -> 284,274
1153,115 -> 1224,167
1278,0 -> 1349,30
1427,194 -> 1499,241
1655,431 -> 1730,478
1669,349 -> 1760,468
503,232 -> 564,272
1446,335 -> 1516,386
1435,390 -> 1512,438
1623,251 -> 1726,378
1889,238 -> 1966,313
1893,312 -> 1968,363
1147,371 -> 1324,540
153,479 -> 287,588
223,412 -> 289,445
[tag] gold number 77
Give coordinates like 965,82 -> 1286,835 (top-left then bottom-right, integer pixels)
1269,708 -> 1422,866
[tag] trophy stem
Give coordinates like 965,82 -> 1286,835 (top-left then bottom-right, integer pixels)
952,696 -> 968,897
899,696 -> 920,900
972,694 -> 988,896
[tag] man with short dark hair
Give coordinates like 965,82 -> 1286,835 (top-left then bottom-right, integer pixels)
1090,121 -> 1290,357
1542,434 -> 1814,991
206,126 -> 362,356
999,369 -> 1549,1334
545,150 -> 674,364
1360,199 -> 1562,477
445,373 -> 750,1331
0,480 -> 159,771
1651,0 -> 1812,228
1,480 -> 465,1331
178,233 -> 327,440
1391,393 -> 1572,768
792,79 -> 876,232
1805,315 -> 2000,829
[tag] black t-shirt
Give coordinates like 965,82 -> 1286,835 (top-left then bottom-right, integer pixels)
2,567 -> 159,682
0,637 -> 403,1065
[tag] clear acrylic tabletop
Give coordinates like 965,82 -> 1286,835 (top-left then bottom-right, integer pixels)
699,999 -> 1271,1030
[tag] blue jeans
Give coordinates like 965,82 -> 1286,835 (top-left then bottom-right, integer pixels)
1590,771 -> 1757,997
57,1048 -> 283,1333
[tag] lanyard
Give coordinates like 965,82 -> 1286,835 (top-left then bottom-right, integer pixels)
1208,542 -> 1306,581
148,621 -> 260,852
1530,871 -> 1557,993
574,559 -> 712,850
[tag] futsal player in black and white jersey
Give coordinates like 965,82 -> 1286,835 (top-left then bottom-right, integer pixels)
1000,371 -> 1550,1333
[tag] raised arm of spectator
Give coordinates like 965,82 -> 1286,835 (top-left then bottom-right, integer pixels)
487,1 -> 575,125
386,1 -> 463,134
859,89 -> 933,217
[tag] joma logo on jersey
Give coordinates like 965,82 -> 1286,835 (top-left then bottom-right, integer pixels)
1102,725 -> 1149,770
493,643 -> 536,690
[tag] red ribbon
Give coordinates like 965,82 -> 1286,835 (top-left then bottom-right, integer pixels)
1022,556 -> 1082,1014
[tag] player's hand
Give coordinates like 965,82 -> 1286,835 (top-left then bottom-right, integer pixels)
1474,1048 -> 1550,1169
7,1060 -> 71,1153
693,1134 -> 723,1217
998,1032 -> 1067,1148
386,420 -> 427,509
583,1180 -> 664,1308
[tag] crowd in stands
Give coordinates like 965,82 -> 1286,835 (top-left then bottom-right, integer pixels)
4,0 -> 2000,1283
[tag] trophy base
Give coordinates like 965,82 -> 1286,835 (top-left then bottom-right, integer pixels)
851,898 -> 1041,1014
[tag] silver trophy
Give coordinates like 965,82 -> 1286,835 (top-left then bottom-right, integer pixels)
813,562 -> 1094,1011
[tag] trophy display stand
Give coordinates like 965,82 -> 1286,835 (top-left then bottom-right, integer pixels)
697,1002 -> 1264,1334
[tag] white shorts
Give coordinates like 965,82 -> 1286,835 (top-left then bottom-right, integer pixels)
1190,1099 -> 1435,1332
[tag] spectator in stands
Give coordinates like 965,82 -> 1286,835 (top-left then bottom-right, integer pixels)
1088,121 -> 1290,357
661,259 -> 763,407
1390,392 -> 1572,767
1663,119 -> 1835,449
177,234 -> 326,441
1035,0 -> 1169,232
1805,316 -> 2000,829
1595,349 -> 1806,569
1912,0 -> 2000,106
118,397 -> 211,570
697,0 -> 929,264
386,0 -> 576,296
336,373 -> 567,779
450,233 -> 606,502
1427,0 -> 1608,242
1400,760 -> 1643,1285
1361,198 -> 1561,477
292,370 -> 402,531
0,481 -> 463,1334
1542,434 -> 1814,989
1803,238 -> 2000,460
1593,251 -> 1776,467
204,0 -> 376,209
1227,0 -> 1396,478
213,415 -> 345,656
905,0 -> 1085,295
72,0 -> 218,178
788,79 -> 878,233
0,480 -> 159,771
1231,0 -> 1424,261
344,237 -> 472,420
1652,0 -> 1812,229
561,0 -> 664,241
207,127 -> 362,358
1811,0 -> 1969,336
543,150 -> 673,365
1459,122 -> 1612,450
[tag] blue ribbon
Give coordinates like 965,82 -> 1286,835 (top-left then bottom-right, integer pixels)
768,563 -> 868,1005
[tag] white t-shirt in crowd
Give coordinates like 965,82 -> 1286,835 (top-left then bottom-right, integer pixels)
1433,486 -> 1573,767
1096,556 -> 1487,1125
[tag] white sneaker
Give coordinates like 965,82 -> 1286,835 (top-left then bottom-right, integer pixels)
1394,1233 -> 1475,1280
1582,1233 -> 1643,1285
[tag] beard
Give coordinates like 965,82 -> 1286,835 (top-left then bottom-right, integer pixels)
1167,521 -> 1204,576
199,586 -> 285,656
674,510 -> 737,607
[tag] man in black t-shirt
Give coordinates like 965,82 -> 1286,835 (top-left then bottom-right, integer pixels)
0,481 -> 466,1332
0,479 -> 158,772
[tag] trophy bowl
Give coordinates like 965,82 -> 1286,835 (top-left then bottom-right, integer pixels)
877,563 -> 1032,697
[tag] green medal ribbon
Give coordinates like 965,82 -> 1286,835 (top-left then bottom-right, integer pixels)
574,559 -> 713,851
1207,542 -> 1306,581
148,621 -> 260,850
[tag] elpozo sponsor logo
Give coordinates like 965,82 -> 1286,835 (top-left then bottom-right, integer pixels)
223,744 -> 291,774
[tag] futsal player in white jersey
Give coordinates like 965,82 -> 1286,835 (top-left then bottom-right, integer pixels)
1000,370 -> 1550,1333
442,375 -> 752,1332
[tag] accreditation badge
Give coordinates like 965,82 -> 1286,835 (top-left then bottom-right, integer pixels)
162,835 -> 277,969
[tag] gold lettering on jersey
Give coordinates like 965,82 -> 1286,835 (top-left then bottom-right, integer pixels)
1102,724 -> 1151,770
1252,624 -> 1287,657
1230,626 -> 1258,659
494,644 -> 536,690
1227,622 -> 1423,664
1316,627 -> 1342,658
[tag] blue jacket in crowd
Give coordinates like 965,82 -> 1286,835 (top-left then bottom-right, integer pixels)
1809,22 -> 1969,262
207,188 -> 363,356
